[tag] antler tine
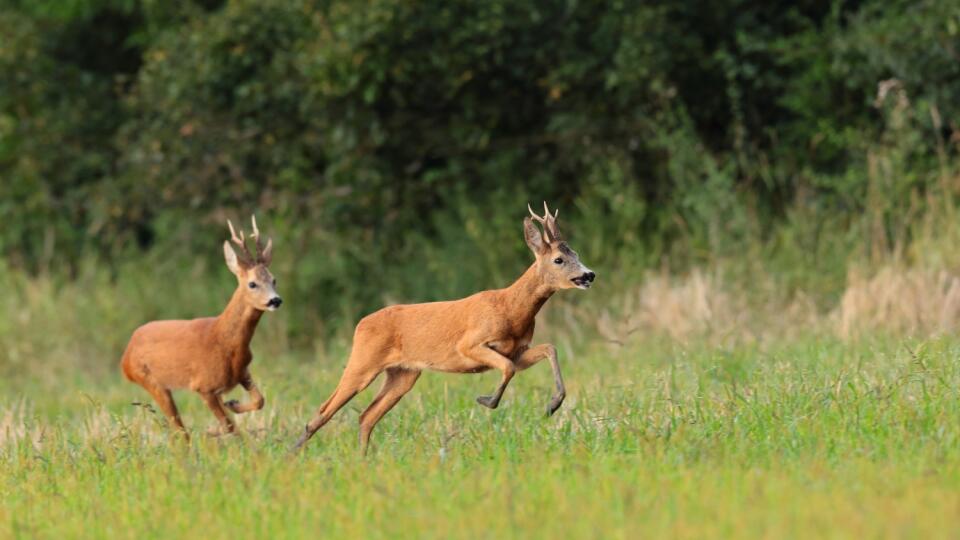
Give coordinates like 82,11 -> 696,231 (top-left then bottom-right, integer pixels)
226,219 -> 254,264
541,201 -> 559,218
251,215 -> 261,241
541,201 -> 560,220
250,214 -> 263,246
540,201 -> 562,242
528,202 -> 562,242
528,203 -> 546,223
250,214 -> 269,263
227,219 -> 246,246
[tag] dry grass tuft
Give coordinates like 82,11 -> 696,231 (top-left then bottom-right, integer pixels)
834,266 -> 960,339
591,263 -> 960,346
0,399 -> 284,452
0,400 -> 44,451
596,270 -> 752,346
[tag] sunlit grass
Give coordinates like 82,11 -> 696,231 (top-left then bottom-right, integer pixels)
4,328 -> 960,538
5,256 -> 960,538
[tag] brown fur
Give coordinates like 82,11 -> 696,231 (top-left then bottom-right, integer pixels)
121,217 -> 280,439
293,203 -> 595,453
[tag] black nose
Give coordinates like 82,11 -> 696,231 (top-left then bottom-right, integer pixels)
585,271 -> 596,282
267,297 -> 283,308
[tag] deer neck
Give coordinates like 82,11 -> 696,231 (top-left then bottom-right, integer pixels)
503,262 -> 556,322
214,287 -> 263,350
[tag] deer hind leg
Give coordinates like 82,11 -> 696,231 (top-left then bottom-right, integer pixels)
145,385 -> 189,439
199,392 -> 235,436
292,363 -> 383,452
514,344 -> 565,416
358,368 -> 421,454
460,343 -> 516,410
225,372 -> 265,414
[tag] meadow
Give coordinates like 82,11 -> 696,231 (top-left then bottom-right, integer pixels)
4,258 -> 960,539
3,1 -> 960,537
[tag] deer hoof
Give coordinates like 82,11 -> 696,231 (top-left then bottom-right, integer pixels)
546,394 -> 565,416
476,395 -> 499,409
206,425 -> 236,438
224,399 -> 241,413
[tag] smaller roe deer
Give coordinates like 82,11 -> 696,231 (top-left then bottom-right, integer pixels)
293,202 -> 595,453
121,216 -> 281,439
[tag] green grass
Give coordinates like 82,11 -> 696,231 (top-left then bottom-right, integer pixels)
5,326 -> 960,538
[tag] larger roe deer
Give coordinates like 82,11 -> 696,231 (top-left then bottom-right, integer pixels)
121,216 -> 281,439
293,202 -> 595,453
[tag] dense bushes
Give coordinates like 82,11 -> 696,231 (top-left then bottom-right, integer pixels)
1,0 -> 959,329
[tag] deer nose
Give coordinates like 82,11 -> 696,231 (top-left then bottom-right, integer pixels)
267,297 -> 283,308
585,271 -> 596,282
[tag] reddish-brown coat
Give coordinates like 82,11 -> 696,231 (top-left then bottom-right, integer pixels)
121,218 -> 280,438
293,203 -> 596,453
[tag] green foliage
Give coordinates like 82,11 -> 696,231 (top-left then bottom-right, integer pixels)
2,0 -> 960,330
0,8 -> 122,266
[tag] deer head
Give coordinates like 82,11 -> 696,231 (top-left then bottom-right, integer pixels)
524,202 -> 595,290
223,215 -> 283,311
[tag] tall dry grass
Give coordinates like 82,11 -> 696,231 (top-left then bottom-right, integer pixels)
587,264 -> 960,348
834,266 -> 960,339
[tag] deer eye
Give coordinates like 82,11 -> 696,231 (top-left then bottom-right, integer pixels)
248,282 -> 257,289
553,257 -> 563,265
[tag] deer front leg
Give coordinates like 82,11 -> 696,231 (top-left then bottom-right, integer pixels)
200,392 -> 235,436
224,373 -> 265,414
514,344 -> 565,416
459,342 -> 516,410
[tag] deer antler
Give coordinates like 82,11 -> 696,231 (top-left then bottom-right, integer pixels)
226,219 -> 255,267
250,215 -> 264,257
527,201 -> 562,243
249,214 -> 272,264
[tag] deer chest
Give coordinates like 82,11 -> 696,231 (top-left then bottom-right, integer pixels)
488,324 -> 535,357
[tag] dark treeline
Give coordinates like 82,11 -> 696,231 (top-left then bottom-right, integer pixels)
1,0 -> 958,325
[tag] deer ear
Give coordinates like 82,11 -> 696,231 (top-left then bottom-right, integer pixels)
260,237 -> 273,266
523,217 -> 547,255
223,241 -> 243,275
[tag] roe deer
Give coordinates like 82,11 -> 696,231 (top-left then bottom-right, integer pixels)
293,202 -> 595,453
121,216 -> 281,439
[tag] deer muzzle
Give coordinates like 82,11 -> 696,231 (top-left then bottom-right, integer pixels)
572,270 -> 596,289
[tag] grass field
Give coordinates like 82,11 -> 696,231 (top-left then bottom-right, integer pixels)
5,287 -> 960,540
3,0 -> 958,534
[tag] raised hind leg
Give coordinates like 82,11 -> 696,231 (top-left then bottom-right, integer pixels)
292,363 -> 383,452
358,368 -> 421,453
